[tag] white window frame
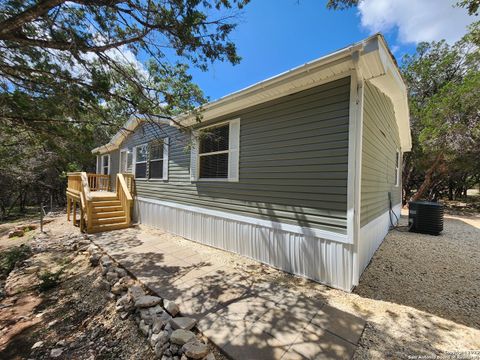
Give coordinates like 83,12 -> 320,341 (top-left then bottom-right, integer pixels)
395,149 -> 401,187
119,148 -> 133,174
148,138 -> 169,181
101,154 -> 110,175
133,143 -> 148,180
191,118 -> 240,182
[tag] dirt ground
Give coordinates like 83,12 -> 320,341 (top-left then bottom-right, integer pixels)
1,210 -> 479,359
0,217 -> 155,359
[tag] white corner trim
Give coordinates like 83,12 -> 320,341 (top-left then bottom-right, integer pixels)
136,196 -> 349,244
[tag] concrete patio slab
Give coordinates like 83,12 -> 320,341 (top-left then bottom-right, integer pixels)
91,225 -> 366,360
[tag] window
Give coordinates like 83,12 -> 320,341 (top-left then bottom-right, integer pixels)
134,144 -> 148,179
119,148 -> 133,174
395,150 -> 400,186
199,125 -> 229,179
149,140 -> 164,179
133,138 -> 169,180
190,119 -> 240,182
101,154 -> 110,175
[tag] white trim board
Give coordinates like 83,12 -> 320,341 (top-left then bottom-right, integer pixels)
135,196 -> 349,244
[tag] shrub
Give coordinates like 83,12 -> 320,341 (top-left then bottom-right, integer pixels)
38,270 -> 63,292
0,244 -> 32,278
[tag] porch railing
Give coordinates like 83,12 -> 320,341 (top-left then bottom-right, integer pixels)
87,173 -> 110,191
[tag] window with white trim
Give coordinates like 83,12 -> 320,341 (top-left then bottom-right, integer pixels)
395,150 -> 400,186
190,119 -> 240,182
101,154 -> 110,175
149,140 -> 164,179
134,144 -> 148,179
199,124 -> 229,178
133,138 -> 169,180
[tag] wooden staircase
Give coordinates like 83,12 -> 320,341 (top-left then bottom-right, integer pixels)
66,172 -> 134,233
90,196 -> 130,233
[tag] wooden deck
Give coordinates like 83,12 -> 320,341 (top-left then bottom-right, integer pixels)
66,172 -> 134,233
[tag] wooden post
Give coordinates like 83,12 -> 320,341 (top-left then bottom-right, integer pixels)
80,206 -> 84,233
73,200 -> 77,226
67,196 -> 71,221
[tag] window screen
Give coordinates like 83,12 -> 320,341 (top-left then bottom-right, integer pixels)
149,141 -> 164,179
134,144 -> 148,179
199,124 -> 229,179
200,125 -> 229,154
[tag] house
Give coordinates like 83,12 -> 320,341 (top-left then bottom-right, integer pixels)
68,34 -> 411,291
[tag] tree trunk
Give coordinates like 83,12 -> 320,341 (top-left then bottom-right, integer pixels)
411,153 -> 444,202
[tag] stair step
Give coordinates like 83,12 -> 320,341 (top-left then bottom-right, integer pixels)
92,216 -> 126,225
92,200 -> 121,207
92,210 -> 125,219
89,222 -> 130,233
93,205 -> 123,212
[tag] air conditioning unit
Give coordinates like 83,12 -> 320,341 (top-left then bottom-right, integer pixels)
408,201 -> 444,235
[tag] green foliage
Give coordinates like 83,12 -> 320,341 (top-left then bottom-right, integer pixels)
457,0 -> 480,15
0,0 -> 249,214
401,23 -> 480,201
0,244 -> 32,278
38,269 -> 63,292
326,0 -> 359,10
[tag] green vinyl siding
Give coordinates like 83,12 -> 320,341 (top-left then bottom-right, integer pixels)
112,76 -> 351,234
360,81 -> 401,227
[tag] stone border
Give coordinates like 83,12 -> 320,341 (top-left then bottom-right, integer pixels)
85,241 -> 215,360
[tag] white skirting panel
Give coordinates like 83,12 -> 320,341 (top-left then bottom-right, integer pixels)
135,197 -> 356,291
358,203 -> 402,274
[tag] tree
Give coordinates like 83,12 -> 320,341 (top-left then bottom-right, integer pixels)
0,0 -> 249,217
0,0 -> 249,137
401,25 -> 480,202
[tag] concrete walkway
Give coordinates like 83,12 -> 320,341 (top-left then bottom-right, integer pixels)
91,226 -> 366,359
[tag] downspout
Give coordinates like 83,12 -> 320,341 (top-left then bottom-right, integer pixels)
349,50 -> 365,289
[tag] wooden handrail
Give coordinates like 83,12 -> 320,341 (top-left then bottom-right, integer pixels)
122,173 -> 135,195
80,172 -> 93,232
116,173 -> 133,226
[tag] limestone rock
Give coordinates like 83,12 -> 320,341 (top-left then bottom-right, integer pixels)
50,348 -> 63,358
163,299 -> 180,316
182,340 -> 209,359
135,295 -> 162,308
111,280 -> 128,295
31,341 -> 44,350
155,341 -> 169,357
89,253 -> 101,266
106,271 -> 119,283
139,319 -> 150,336
170,329 -> 195,345
129,285 -> 146,301
170,317 -> 196,331
150,331 -> 169,348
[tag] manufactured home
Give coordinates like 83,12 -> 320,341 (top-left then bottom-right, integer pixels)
67,34 -> 411,291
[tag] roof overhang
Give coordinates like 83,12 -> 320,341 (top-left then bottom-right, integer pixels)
95,34 -> 411,154
176,34 -> 411,151
91,117 -> 171,154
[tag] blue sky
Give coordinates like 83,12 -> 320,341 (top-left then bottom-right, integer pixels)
183,0 -> 474,101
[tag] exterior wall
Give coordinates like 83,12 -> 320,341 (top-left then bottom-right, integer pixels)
357,81 -> 402,274
360,81 -> 402,227
109,151 -> 119,191
112,76 -> 351,234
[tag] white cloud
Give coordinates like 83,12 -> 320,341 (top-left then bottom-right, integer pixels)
358,0 -> 475,44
